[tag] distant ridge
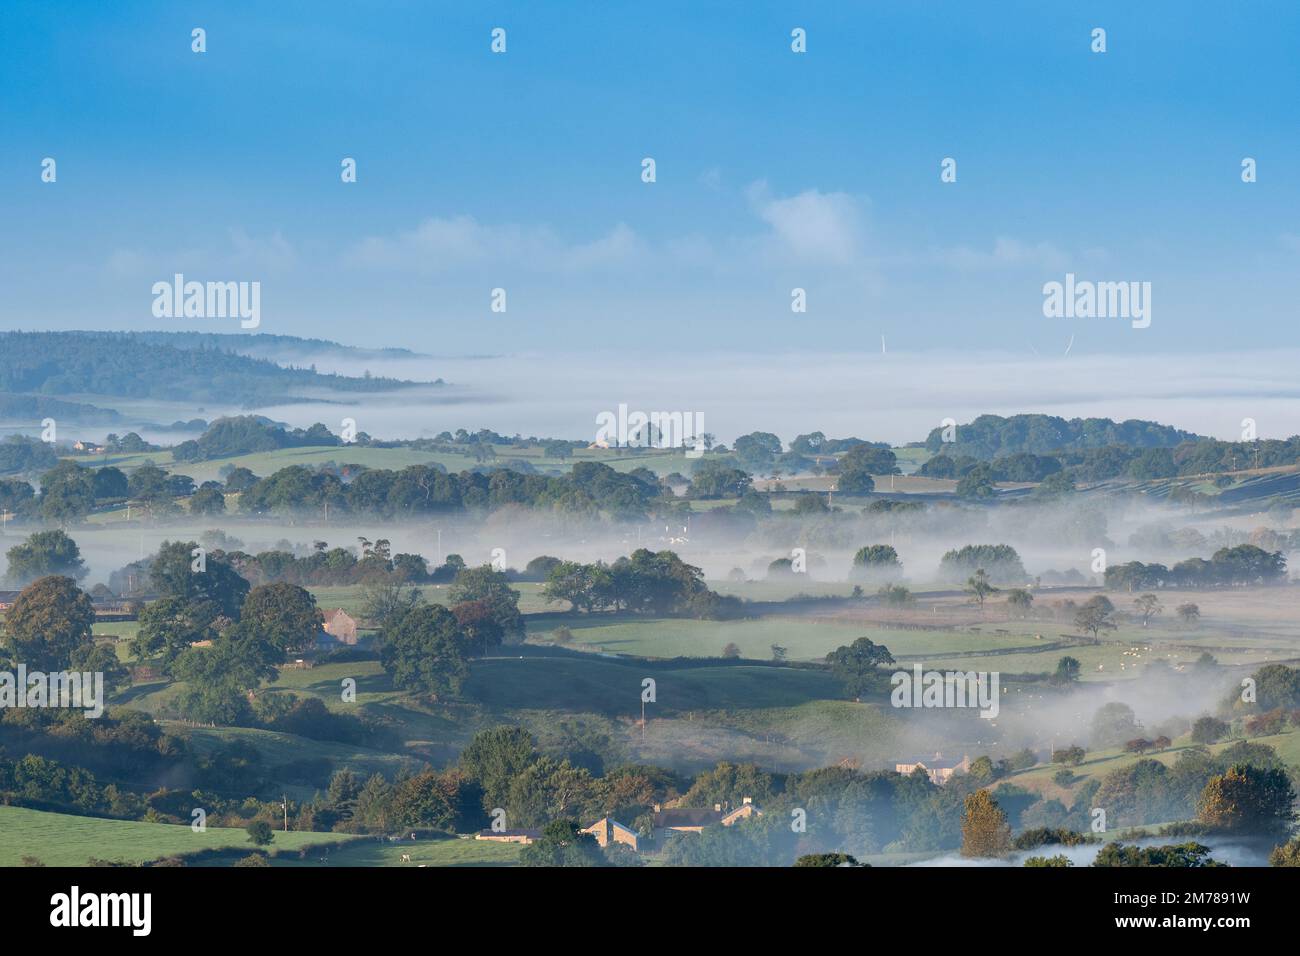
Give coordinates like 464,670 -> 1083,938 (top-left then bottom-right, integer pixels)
921,413 -> 1205,459
116,330 -> 426,361
0,393 -> 124,425
0,331 -> 438,407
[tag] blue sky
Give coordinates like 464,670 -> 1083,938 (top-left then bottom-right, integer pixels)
1,0 -> 1297,357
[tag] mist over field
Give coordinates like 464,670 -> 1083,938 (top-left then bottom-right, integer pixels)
4,2 -> 1300,899
20,486 -> 1269,602
249,348 -> 1300,447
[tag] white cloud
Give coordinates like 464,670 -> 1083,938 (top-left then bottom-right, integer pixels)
103,230 -> 297,277
746,182 -> 869,266
227,229 -> 297,272
346,216 -> 645,274
939,237 -> 1069,272
342,184 -> 880,282
252,348 -> 1300,447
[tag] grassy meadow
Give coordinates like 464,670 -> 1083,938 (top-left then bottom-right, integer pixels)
0,805 -> 355,867
525,613 -> 1047,661
253,834 -> 522,867
1007,729 -> 1300,808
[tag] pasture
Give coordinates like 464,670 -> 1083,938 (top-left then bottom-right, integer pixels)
464,653 -> 841,714
256,834 -> 522,867
93,571 -> 1300,792
176,723 -> 420,777
526,613 -> 1047,662
1007,728 -> 1300,805
0,805 -> 354,867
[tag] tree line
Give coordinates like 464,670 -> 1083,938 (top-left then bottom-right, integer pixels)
1105,545 -> 1287,590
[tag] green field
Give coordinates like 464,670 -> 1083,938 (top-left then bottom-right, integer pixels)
628,697 -> 931,770
257,834 -> 522,867
91,571 -> 1300,805
93,621 -> 140,662
1008,729 -> 1300,806
892,446 -> 932,475
921,641 -> 1277,681
707,579 -> 857,601
206,653 -> 986,773
526,613 -> 1053,662
464,653 -> 840,714
120,662 -> 460,781
0,805 -> 356,867
176,723 -> 422,783
114,650 -> 938,775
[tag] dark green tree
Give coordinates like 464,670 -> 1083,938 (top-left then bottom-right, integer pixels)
239,582 -> 324,654
459,726 -> 537,812
38,461 -> 97,524
2,576 -> 95,670
1053,656 -> 1081,683
148,540 -> 249,618
794,853 -> 865,867
4,530 -> 87,585
448,565 -> 524,641
132,596 -> 224,668
519,819 -> 606,867
246,820 -> 274,846
825,637 -> 895,699
1092,842 -> 1224,867
378,604 -> 469,699
189,486 -> 226,515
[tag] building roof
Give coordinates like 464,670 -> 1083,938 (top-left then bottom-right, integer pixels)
720,804 -> 762,825
896,753 -> 968,771
653,808 -> 722,828
323,608 -> 355,623
585,817 -> 638,836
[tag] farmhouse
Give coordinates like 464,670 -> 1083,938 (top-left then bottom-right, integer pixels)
652,797 -> 762,835
582,817 -> 640,852
653,807 -> 720,834
0,590 -> 19,610
475,829 -> 540,844
93,601 -> 137,621
720,798 -> 763,826
322,608 -> 359,644
895,753 -> 971,785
